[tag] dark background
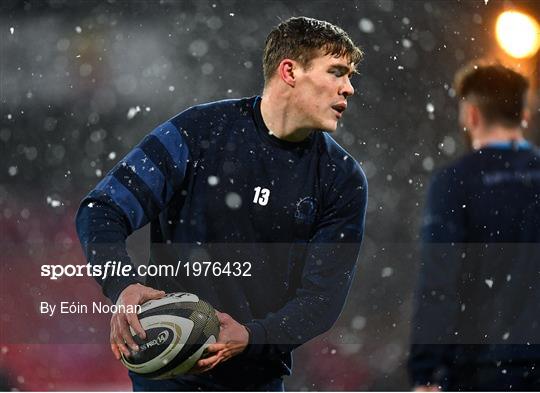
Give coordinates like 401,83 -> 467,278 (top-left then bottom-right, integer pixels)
1,0 -> 539,390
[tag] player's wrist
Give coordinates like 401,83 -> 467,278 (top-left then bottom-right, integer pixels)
107,277 -> 143,305
242,324 -> 251,348
118,282 -> 142,300
242,321 -> 267,358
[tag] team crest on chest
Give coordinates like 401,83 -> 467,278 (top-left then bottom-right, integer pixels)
295,197 -> 318,224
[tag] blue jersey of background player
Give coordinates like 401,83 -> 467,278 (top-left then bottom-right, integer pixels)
409,63 -> 540,391
76,17 -> 367,391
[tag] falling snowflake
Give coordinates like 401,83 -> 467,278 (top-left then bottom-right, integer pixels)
47,196 -> 62,208
225,192 -> 242,209
351,315 -> 366,330
207,176 -> 219,186
127,106 -> 141,119
381,267 -> 393,278
358,18 -> 375,33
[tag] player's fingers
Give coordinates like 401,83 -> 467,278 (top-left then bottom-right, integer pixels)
119,345 -> 131,358
204,343 -> 226,353
110,343 -> 121,360
188,356 -> 221,375
196,353 -> 222,368
140,289 -> 166,303
110,317 -> 122,360
204,355 -> 224,371
110,315 -> 133,358
196,354 -> 220,367
216,312 -> 230,324
114,337 -> 131,358
216,348 -> 234,362
119,317 -> 139,351
111,321 -> 131,357
193,359 -> 221,374
125,312 -> 146,340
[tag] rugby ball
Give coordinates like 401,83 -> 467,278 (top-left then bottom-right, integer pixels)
120,292 -> 220,379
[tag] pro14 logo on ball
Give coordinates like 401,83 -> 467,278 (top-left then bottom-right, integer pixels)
139,330 -> 170,352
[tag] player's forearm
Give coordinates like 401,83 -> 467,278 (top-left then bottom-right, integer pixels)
244,291 -> 348,358
243,237 -> 363,357
244,258 -> 357,358
76,200 -> 142,303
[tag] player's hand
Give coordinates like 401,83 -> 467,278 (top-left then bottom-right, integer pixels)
413,385 -> 441,392
110,283 -> 166,360
189,311 -> 249,374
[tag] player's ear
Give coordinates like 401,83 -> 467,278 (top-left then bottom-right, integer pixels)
521,108 -> 531,128
277,59 -> 297,87
469,104 -> 482,129
461,100 -> 481,130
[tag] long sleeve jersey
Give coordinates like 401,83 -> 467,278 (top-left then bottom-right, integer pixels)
408,141 -> 540,387
76,95 -> 367,386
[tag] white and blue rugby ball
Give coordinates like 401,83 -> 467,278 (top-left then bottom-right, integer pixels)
120,292 -> 220,379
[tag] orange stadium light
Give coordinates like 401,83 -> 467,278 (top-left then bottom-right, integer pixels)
495,10 -> 540,59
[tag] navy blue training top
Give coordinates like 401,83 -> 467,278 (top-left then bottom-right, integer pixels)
409,142 -> 540,386
76,96 -> 367,386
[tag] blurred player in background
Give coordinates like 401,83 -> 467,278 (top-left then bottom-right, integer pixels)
76,17 -> 367,391
409,63 -> 540,390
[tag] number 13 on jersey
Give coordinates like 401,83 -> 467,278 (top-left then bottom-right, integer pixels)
253,186 -> 270,206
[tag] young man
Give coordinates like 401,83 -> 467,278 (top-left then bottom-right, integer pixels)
409,63 -> 540,391
76,17 -> 367,391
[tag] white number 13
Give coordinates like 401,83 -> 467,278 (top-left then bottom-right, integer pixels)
253,186 -> 270,206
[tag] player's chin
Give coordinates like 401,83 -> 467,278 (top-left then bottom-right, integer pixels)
323,120 -> 338,132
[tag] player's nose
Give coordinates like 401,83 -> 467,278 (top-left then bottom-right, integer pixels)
340,77 -> 354,98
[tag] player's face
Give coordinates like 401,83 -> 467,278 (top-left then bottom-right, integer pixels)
293,53 -> 355,132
